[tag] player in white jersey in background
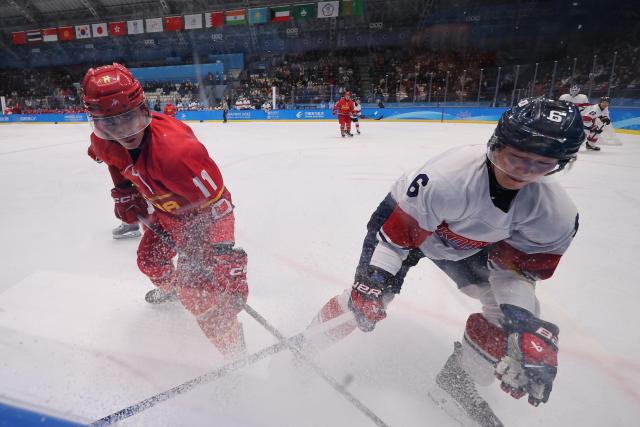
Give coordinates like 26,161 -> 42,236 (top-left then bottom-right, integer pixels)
581,96 -> 611,151
352,96 -> 362,134
559,85 -> 590,110
300,97 -> 585,426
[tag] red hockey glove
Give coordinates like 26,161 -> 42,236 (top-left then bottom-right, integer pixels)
210,245 -> 249,311
111,186 -> 147,224
348,266 -> 397,332
495,304 -> 559,407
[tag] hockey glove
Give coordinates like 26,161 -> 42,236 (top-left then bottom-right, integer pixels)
348,266 -> 396,332
599,116 -> 611,126
589,123 -> 604,134
111,185 -> 147,224
495,304 -> 559,407
206,245 -> 249,312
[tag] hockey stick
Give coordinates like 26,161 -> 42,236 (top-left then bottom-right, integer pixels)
91,311 -> 354,427
133,215 -> 389,427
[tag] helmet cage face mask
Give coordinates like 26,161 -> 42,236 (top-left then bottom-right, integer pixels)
88,101 -> 151,141
569,85 -> 580,97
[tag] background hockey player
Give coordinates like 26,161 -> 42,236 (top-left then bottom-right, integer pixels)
352,96 -> 362,134
87,144 -> 141,239
582,96 -> 611,151
559,85 -> 590,110
163,100 -> 177,117
83,63 -> 249,358
303,97 -> 585,425
332,91 -> 355,137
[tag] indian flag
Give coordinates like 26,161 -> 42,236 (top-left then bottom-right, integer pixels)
226,9 -> 246,25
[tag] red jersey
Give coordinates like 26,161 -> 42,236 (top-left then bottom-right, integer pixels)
163,104 -> 177,117
89,113 -> 233,242
333,98 -> 355,117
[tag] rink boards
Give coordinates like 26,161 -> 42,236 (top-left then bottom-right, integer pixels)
1,106 -> 640,132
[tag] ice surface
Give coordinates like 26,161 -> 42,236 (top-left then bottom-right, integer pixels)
0,121 -> 639,426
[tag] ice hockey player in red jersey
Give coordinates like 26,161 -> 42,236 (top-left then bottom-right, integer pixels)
332,91 -> 355,138
83,63 -> 249,358
302,97 -> 585,425
581,96 -> 611,151
163,100 -> 177,117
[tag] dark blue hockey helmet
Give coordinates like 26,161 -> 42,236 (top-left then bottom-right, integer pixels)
489,97 -> 585,173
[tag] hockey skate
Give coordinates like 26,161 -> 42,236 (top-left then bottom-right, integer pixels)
432,342 -> 503,427
346,131 -> 354,137
356,129 -> 361,134
145,287 -> 179,304
585,141 -> 601,151
112,222 -> 141,239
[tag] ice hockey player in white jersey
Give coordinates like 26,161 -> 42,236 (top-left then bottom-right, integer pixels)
559,85 -> 590,110
352,96 -> 362,134
581,96 -> 611,151
301,97 -> 585,426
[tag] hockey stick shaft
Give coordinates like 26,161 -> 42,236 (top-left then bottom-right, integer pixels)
135,215 -> 389,427
91,311 -> 354,426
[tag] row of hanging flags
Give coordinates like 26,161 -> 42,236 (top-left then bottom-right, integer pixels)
10,1 -> 364,45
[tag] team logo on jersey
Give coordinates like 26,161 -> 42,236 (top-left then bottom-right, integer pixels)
435,221 -> 492,250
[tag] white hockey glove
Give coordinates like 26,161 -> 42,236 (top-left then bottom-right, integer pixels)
495,304 -> 559,407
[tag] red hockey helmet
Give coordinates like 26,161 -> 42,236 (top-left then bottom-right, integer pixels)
82,63 -> 151,140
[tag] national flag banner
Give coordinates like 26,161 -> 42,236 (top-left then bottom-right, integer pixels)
108,21 -> 127,37
42,28 -> 58,42
270,6 -> 291,22
342,0 -> 364,16
92,23 -> 108,37
58,26 -> 75,41
27,30 -> 42,43
248,7 -> 268,25
127,19 -> 144,34
184,13 -> 203,30
317,1 -> 339,18
225,9 -> 246,26
75,24 -> 91,39
11,32 -> 27,45
293,3 -> 316,20
164,16 -> 183,31
145,18 -> 163,33
205,11 -> 224,28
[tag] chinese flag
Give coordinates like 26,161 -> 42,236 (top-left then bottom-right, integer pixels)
11,32 -> 27,45
163,16 -> 183,31
108,21 -> 127,36
58,26 -> 75,41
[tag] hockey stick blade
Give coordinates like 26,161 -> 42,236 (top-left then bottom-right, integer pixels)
92,311 -> 355,426
374,114 -> 384,121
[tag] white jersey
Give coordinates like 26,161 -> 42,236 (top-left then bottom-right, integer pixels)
354,103 -> 362,116
582,103 -> 610,128
559,93 -> 590,107
371,145 -> 578,307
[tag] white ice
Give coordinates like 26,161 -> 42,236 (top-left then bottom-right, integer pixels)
0,121 -> 639,427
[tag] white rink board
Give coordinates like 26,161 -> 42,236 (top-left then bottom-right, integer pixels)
0,121 -> 639,426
